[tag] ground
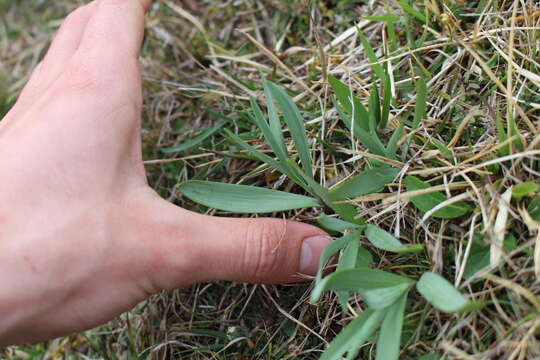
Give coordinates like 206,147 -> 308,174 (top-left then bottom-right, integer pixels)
2,0 -> 540,359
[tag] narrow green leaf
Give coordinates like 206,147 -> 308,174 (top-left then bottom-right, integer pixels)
339,240 -> 360,270
386,7 -> 399,53
311,268 -> 412,309
357,29 -> 386,82
404,176 -> 471,219
264,82 -> 313,178
316,231 -> 362,283
431,139 -> 453,158
366,225 -> 424,254
512,181 -> 538,199
335,102 -> 388,156
385,124 -> 404,159
362,15 -> 401,23
249,97 -> 288,162
418,354 -> 440,360
375,292 -> 407,360
161,120 -> 227,153
508,114 -> 524,152
286,159 -> 358,222
177,181 -> 319,213
357,247 -> 374,268
464,235 -> 518,279
396,0 -> 427,24
416,272 -> 475,313
412,77 -> 427,128
224,129 -> 306,188
317,214 -> 360,233
380,73 -> 392,130
495,110 -> 509,156
369,84 -> 381,132
320,308 -> 384,360
337,240 -> 360,311
263,83 -> 288,159
528,197 -> 540,221
330,167 -> 399,201
328,75 -> 370,131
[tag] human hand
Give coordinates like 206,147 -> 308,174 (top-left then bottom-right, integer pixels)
0,0 -> 329,346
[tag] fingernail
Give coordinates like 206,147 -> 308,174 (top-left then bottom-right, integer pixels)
299,235 -> 332,275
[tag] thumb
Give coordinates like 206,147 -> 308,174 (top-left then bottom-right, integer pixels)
138,194 -> 331,290
190,213 -> 332,284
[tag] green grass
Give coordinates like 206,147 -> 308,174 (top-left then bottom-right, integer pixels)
3,0 -> 540,359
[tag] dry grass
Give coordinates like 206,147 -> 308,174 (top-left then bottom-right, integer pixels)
2,0 -> 540,359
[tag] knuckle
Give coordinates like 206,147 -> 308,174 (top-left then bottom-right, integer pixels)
241,219 -> 287,282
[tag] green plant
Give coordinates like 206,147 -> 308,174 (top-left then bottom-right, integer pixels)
176,75 -> 480,359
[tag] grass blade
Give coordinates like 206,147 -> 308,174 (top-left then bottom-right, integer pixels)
375,292 -> 407,360
328,75 -> 370,131
416,272 -> 479,313
404,176 -> 471,219
412,77 -> 427,128
385,6 -> 399,53
385,124 -> 404,159
320,308 -> 384,360
249,97 -> 289,161
369,84 -> 381,132
177,180 -> 320,213
329,167 -> 400,201
337,239 -> 360,311
264,81 -> 314,178
161,120 -> 228,153
396,0 -> 427,24
335,103 -> 388,156
366,224 -> 424,254
224,129 -> 306,188
380,73 -> 392,130
263,82 -> 288,159
495,110 -> 509,156
357,29 -> 386,83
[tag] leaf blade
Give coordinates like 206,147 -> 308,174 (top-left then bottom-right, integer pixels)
315,231 -> 362,283
375,292 -> 407,360
311,268 -> 412,309
320,309 -> 384,360
223,129 -> 306,187
328,75 -> 370,132
357,29 -> 386,83
249,97 -> 289,162
161,119 -> 228,153
416,272 -> 475,313
317,214 -> 360,233
404,176 -> 471,219
177,180 -> 320,213
366,225 -> 424,254
412,77 -> 427,128
330,167 -> 400,201
264,82 -> 314,178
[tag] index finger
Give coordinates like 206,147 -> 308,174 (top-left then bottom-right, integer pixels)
75,0 -> 150,70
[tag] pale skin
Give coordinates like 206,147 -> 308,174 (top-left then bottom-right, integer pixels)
0,0 -> 330,346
